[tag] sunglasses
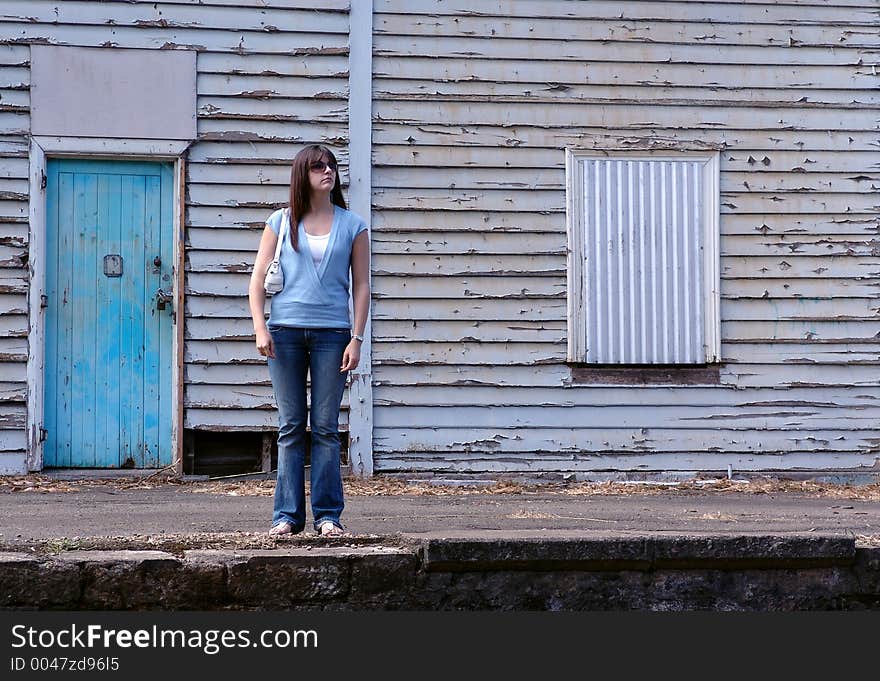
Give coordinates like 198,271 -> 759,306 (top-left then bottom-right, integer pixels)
309,160 -> 337,173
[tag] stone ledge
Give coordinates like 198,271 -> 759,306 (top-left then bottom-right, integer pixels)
0,538 -> 877,610
421,535 -> 856,572
650,536 -> 855,569
202,546 -> 416,608
0,552 -> 81,608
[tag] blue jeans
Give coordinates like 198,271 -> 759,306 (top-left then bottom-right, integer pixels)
267,326 -> 349,532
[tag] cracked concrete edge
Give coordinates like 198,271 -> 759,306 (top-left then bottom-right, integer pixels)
0,545 -> 413,565
0,535 -> 868,570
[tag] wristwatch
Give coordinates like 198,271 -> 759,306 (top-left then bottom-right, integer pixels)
352,333 -> 364,342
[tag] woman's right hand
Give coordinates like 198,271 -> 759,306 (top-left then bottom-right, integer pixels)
248,225 -> 280,360
256,328 -> 275,359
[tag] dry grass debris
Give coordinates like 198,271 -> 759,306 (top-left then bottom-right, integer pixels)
2,474 -> 880,501
554,478 -> 880,500
0,472 -> 186,494
855,534 -> 880,548
189,480 -> 276,497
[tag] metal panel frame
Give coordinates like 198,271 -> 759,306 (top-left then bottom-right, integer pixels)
27,136 -> 190,471
565,148 -> 721,365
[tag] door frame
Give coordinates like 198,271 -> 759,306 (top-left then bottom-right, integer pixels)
27,136 -> 190,473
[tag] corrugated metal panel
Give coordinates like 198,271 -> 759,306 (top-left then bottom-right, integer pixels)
580,157 -> 705,364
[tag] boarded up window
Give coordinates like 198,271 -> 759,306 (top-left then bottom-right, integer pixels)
566,151 -> 721,365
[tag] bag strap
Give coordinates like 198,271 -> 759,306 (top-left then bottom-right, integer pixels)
272,209 -> 288,261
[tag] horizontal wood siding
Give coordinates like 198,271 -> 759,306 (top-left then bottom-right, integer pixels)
0,42 -> 29,471
0,1 -> 352,449
182,3 -> 353,432
371,0 -> 880,475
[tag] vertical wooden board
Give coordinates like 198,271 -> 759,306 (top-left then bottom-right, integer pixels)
128,175 -> 146,468
118,175 -> 133,468
347,0 -> 374,477
174,159 -> 185,474
107,174 -> 124,465
71,171 -> 98,466
24,139 -> 40,474
142,173 -> 162,468
95,173 -> 122,467
160,161 -> 174,467
56,169 -> 75,467
43,161 -> 59,466
66,173 -> 84,467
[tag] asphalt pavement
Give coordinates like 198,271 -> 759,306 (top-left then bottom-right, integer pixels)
1,479 -> 878,547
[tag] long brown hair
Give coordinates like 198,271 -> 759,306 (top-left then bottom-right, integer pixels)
288,145 -> 346,251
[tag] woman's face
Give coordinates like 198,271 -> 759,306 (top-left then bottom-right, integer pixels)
307,155 -> 337,195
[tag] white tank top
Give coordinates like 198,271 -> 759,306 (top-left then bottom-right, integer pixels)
304,231 -> 330,265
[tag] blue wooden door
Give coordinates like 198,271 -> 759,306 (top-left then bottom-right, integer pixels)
44,159 -> 174,468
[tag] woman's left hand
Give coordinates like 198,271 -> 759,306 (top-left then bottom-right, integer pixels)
340,339 -> 362,372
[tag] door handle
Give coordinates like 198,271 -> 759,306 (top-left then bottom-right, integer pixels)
156,287 -> 173,310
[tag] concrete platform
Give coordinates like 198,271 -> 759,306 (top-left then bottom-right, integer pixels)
1,480 -> 879,610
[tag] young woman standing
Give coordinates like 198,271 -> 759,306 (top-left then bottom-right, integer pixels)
248,145 -> 370,537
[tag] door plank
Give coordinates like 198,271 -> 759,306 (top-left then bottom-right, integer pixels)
158,162 -> 175,466
125,175 -> 146,468
95,173 -> 122,467
143,174 -> 162,468
76,173 -> 100,465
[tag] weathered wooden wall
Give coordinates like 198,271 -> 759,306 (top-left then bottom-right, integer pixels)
3,0 -> 880,477
0,0 -> 353,472
178,0 -> 352,434
370,0 -> 880,476
0,40 -> 29,473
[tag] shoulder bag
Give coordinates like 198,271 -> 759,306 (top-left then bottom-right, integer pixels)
263,209 -> 287,296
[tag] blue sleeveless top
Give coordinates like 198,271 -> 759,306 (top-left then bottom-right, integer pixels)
264,205 -> 367,329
